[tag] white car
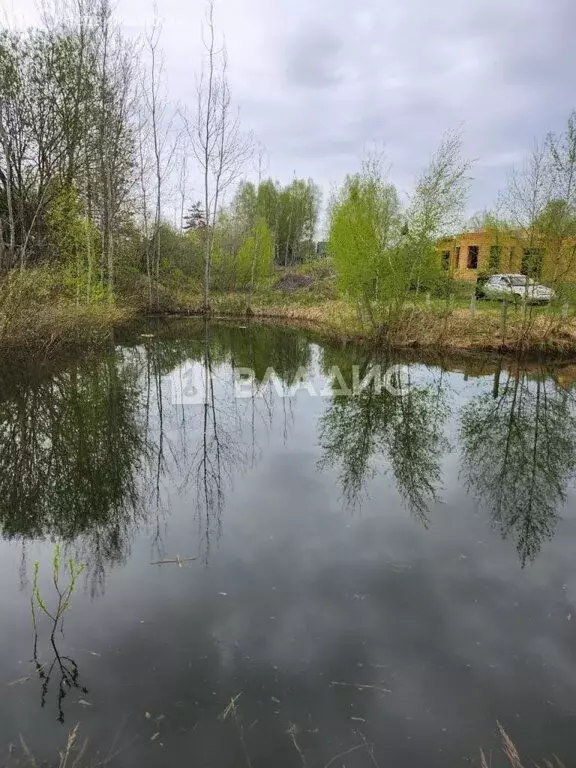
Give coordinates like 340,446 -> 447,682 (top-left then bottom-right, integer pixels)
482,274 -> 556,304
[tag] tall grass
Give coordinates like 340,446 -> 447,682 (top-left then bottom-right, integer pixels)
16,725 -> 87,768
2,264 -> 576,357
0,267 -> 133,356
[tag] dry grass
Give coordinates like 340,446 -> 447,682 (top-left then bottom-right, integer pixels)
389,305 -> 576,355
0,301 -> 132,357
480,723 -> 566,768
5,723 -> 135,768
169,289 -> 576,357
3,721 -> 567,767
6,725 -> 88,767
2,265 -> 576,359
0,268 -> 135,358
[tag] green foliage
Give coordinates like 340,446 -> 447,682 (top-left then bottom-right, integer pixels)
475,270 -> 490,297
233,181 -> 258,231
48,186 -> 85,261
2,11 -> 575,340
489,244 -> 502,271
230,177 -> 321,267
329,137 -> 470,332
31,543 -> 85,627
237,217 -> 274,289
0,12 -> 136,298
328,169 -> 402,317
460,369 -> 576,565
47,186 -> 105,302
469,210 -> 510,235
405,131 -> 470,288
277,179 -> 320,264
156,222 -> 203,283
0,353 -> 146,547
210,231 -> 235,291
534,199 -> 576,239
318,355 -> 449,521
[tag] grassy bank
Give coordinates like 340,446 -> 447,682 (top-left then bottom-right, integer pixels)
0,268 -> 134,359
0,301 -> 133,356
200,296 -> 576,357
3,265 -> 576,360
143,264 -> 576,358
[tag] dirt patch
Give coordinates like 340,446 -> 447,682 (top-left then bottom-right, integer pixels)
274,274 -> 315,292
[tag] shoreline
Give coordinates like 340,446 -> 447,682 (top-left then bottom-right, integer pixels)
138,299 -> 576,362
2,295 -> 576,363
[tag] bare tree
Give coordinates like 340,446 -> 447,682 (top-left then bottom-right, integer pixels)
0,118 -> 16,267
504,140 -> 552,245
136,103 -> 153,307
185,0 -> 252,311
500,140 -> 556,327
142,14 -> 178,309
247,141 -> 268,308
93,0 -> 138,300
545,112 -> 576,282
177,134 -> 190,232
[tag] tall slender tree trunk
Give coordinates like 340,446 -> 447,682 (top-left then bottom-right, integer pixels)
0,119 -> 16,267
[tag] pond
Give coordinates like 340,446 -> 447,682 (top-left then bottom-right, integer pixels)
1,320 -> 576,767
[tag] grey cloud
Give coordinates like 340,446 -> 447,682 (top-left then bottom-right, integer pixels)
16,0 -> 574,216
283,25 -> 344,89
230,0 -> 576,215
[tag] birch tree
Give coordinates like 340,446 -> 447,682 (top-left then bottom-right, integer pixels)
186,0 -> 252,311
142,15 -> 178,308
93,0 -> 138,299
329,133 -> 471,335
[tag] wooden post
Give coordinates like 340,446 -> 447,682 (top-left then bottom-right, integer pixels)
470,293 -> 476,316
500,300 -> 508,342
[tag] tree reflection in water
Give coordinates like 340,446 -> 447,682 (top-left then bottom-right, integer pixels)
2,327 -> 576,721
318,348 -> 450,523
3,329 -> 576,578
460,360 -> 576,566
0,354 -> 151,592
129,320 -> 311,563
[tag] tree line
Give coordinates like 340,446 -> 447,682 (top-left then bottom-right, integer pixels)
1,0 -> 575,321
0,0 -> 321,311
0,0 -> 137,302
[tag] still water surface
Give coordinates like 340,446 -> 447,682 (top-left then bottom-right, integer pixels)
1,320 -> 576,767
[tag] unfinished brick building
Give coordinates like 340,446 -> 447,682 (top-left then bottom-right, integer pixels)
437,230 -> 576,283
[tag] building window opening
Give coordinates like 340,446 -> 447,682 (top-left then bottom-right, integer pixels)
467,245 -> 479,269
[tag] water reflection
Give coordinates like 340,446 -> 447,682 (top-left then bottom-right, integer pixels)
32,590 -> 88,723
0,324 -> 575,576
1,323 -> 576,756
124,321 -> 311,563
460,361 -> 576,566
318,351 -> 450,523
0,355 -> 149,589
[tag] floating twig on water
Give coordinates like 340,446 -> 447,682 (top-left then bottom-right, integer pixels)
150,555 -> 197,567
329,681 -> 392,694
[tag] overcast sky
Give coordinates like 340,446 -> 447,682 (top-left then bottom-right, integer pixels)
6,0 -> 576,226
